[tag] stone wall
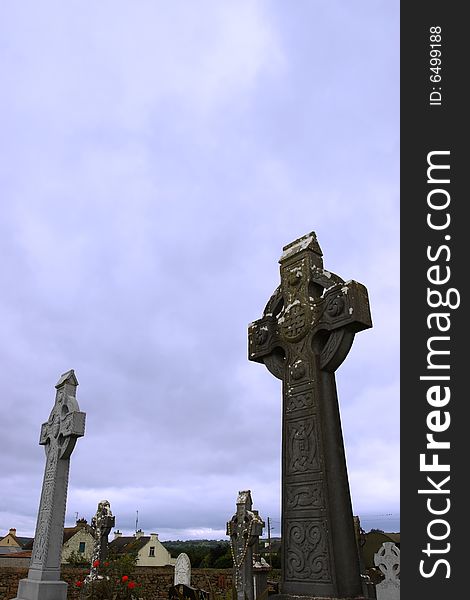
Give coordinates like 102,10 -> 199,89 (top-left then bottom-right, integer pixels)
0,566 -> 236,600
0,557 -> 30,570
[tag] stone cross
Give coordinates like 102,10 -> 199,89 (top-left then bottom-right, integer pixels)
374,542 -> 400,600
174,553 -> 191,586
13,370 -> 86,600
87,500 -> 115,581
248,233 -> 372,600
227,491 -> 264,600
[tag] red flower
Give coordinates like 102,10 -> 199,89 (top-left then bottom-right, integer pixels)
121,575 -> 129,583
75,581 -> 83,588
127,581 -> 136,590
104,561 -> 110,567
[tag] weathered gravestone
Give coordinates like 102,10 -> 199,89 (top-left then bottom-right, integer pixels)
253,553 -> 270,600
227,491 -> 265,600
374,543 -> 400,600
13,370 -> 86,600
174,553 -> 191,586
86,500 -> 115,582
248,232 -> 372,600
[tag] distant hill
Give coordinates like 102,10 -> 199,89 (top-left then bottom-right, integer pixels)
162,540 -> 232,568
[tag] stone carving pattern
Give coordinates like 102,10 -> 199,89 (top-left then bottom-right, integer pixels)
286,483 -> 324,510
287,418 -> 319,475
30,446 -> 59,567
286,387 -> 313,412
285,520 -> 331,582
280,303 -> 309,341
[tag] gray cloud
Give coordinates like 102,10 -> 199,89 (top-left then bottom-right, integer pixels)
0,1 -> 399,539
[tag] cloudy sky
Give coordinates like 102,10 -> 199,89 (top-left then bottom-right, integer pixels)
0,1 -> 399,542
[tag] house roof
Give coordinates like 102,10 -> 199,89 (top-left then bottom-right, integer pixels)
62,523 -> 94,544
108,536 -> 150,555
15,536 -> 34,547
0,534 -> 34,549
5,521 -> 93,553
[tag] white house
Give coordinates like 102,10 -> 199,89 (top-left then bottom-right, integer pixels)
109,530 -> 176,567
61,519 -> 95,564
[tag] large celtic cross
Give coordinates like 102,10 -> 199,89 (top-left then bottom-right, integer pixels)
28,370 -> 86,582
249,233 -> 371,599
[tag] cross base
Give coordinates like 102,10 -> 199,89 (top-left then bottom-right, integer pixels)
13,578 -> 67,600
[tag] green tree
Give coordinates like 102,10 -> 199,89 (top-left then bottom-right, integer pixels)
66,550 -> 89,567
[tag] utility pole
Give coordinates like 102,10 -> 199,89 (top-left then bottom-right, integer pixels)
135,510 -> 139,534
267,517 -> 272,566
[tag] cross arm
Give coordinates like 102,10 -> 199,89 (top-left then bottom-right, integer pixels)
319,280 -> 372,333
248,316 -> 286,380
315,280 -> 372,372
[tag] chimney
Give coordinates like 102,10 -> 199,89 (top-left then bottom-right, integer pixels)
9,528 -> 17,537
114,530 -> 122,539
135,529 -> 144,539
150,533 -> 159,542
76,518 -> 88,527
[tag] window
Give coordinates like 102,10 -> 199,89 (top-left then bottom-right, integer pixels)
149,546 -> 155,557
79,542 -> 86,553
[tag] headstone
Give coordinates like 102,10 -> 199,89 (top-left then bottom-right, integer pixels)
252,524 -> 270,600
87,500 -> 115,581
227,491 -> 264,600
374,542 -> 400,600
248,232 -> 372,600
253,556 -> 270,600
13,370 -> 86,600
174,553 -> 191,586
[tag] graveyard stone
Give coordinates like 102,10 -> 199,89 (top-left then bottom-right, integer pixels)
86,500 -> 115,581
374,542 -> 400,600
248,232 -> 372,600
227,491 -> 264,600
253,557 -> 270,600
13,370 -> 86,600
174,553 -> 191,586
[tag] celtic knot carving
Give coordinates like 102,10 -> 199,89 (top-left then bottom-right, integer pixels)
279,303 -> 309,342
254,327 -> 268,346
326,295 -> 344,317
286,388 -> 313,412
287,418 -> 319,474
286,483 -> 324,510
